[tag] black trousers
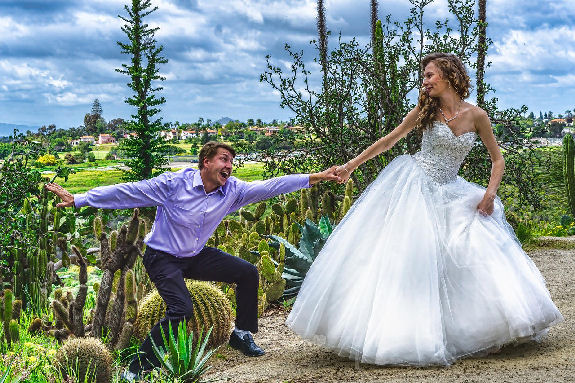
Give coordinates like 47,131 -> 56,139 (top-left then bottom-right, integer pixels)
129,246 -> 259,372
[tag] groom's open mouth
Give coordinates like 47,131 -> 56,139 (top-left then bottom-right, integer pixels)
220,169 -> 231,179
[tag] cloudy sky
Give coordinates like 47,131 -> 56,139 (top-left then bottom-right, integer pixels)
0,0 -> 574,131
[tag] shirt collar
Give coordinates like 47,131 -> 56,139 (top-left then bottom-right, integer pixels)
192,169 -> 226,196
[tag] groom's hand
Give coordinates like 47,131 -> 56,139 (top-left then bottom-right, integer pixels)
309,166 -> 340,185
45,183 -> 75,208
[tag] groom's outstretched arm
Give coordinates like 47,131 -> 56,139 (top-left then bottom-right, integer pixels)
229,166 -> 340,211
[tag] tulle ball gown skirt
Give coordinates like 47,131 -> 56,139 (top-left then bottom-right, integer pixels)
286,155 -> 563,366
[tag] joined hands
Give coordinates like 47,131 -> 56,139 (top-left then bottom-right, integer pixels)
334,164 -> 353,184
309,166 -> 341,185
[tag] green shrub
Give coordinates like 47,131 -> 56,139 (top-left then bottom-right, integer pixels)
36,154 -> 57,166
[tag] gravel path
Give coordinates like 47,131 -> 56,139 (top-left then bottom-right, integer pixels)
207,248 -> 574,383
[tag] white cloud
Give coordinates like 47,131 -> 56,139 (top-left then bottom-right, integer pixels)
73,11 -> 121,36
47,92 -> 93,106
549,74 -> 575,88
490,25 -> 575,72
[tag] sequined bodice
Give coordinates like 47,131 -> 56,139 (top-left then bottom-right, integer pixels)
413,121 -> 476,184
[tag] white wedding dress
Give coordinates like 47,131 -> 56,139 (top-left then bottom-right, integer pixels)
286,121 -> 563,366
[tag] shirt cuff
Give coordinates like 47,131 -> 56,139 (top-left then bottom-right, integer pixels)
302,174 -> 312,189
73,193 -> 88,208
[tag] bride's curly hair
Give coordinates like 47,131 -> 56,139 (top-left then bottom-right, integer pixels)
415,53 -> 471,132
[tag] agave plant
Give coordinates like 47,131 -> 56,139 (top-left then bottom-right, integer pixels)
150,321 -> 215,383
268,216 -> 333,298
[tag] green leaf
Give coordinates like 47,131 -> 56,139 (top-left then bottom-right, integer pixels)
318,215 -> 333,238
299,219 -> 323,260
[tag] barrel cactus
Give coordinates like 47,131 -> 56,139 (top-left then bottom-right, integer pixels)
54,337 -> 113,383
134,281 -> 233,348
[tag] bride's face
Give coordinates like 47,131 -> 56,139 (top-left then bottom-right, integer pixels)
422,62 -> 449,97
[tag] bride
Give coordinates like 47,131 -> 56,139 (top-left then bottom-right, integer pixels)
286,52 -> 563,366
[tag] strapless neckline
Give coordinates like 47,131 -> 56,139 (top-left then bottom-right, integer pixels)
432,121 -> 476,139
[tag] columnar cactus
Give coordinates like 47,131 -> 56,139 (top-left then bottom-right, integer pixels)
91,209 -> 144,342
12,189 -> 63,314
257,242 -> 286,314
52,246 -> 88,337
45,210 -> 146,348
0,289 -> 20,346
340,179 -> 354,219
564,133 -> 575,216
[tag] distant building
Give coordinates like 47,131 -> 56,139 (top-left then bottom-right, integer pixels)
159,130 -> 179,140
97,133 -> 116,145
548,118 -> 567,125
264,126 -> 281,136
123,132 -> 137,139
181,130 -> 197,139
71,135 -> 95,146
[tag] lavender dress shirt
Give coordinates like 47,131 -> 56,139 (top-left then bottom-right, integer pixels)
74,168 -> 310,257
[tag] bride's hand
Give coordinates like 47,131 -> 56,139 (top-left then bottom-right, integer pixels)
335,165 -> 352,184
477,194 -> 495,216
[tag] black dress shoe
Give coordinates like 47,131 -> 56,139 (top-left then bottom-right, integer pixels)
120,371 -> 140,383
229,331 -> 265,357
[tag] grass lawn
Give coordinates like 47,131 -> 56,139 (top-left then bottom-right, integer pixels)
55,169 -> 125,193
36,159 -> 120,173
49,162 -> 267,193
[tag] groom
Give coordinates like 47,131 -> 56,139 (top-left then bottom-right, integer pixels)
46,141 -> 339,380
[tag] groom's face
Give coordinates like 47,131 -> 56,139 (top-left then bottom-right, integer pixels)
202,148 -> 234,189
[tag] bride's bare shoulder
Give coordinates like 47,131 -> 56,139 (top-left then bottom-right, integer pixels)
465,103 -> 489,120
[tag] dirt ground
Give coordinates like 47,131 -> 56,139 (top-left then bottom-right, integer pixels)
206,248 -> 575,383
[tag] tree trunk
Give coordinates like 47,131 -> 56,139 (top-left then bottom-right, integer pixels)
317,0 -> 328,89
370,0 -> 378,47
476,0 -> 487,108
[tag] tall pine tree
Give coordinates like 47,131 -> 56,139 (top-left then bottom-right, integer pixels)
117,0 -> 169,181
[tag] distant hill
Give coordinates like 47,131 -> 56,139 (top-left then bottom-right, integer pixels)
0,123 -> 40,137
215,117 -> 234,125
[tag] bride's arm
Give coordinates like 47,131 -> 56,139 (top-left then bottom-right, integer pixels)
336,107 -> 420,182
475,108 -> 505,216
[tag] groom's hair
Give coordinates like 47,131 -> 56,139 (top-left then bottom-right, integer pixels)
198,141 -> 236,170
